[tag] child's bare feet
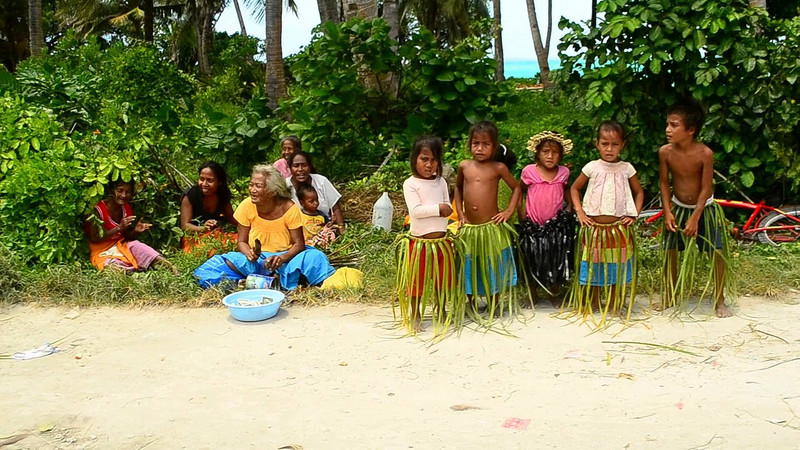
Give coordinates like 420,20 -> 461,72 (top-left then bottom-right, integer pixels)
715,302 -> 732,318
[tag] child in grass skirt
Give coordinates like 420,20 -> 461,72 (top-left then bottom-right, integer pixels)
396,136 -> 461,334
658,99 -> 734,317
568,121 -> 645,325
518,131 -> 575,305
454,121 -> 522,323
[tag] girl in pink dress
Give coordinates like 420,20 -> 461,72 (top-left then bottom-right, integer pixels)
518,131 -> 575,305
568,120 -> 645,325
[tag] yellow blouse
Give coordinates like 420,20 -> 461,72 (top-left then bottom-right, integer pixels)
233,198 -> 302,252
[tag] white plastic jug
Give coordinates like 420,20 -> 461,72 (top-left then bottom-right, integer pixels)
372,192 -> 394,231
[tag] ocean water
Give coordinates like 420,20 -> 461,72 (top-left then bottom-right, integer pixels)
503,59 -> 562,79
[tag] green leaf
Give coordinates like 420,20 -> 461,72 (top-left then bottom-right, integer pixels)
650,58 -> 661,74
674,46 -> 686,62
286,123 -> 307,131
693,30 -> 706,49
743,157 -> 761,168
436,71 -> 455,82
740,170 -> 754,188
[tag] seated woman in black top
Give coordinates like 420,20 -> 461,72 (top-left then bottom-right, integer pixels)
180,161 -> 238,252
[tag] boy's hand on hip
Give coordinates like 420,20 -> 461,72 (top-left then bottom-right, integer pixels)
621,216 -> 636,226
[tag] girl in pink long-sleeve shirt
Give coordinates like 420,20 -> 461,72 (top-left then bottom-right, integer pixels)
396,136 -> 459,335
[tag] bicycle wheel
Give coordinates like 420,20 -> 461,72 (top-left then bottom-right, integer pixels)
755,205 -> 800,245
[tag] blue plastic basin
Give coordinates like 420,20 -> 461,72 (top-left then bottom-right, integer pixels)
222,289 -> 285,322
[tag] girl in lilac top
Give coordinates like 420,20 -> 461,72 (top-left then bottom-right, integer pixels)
518,131 -> 576,305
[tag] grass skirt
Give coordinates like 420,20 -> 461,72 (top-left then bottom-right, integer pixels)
458,222 -> 519,322
394,234 -> 463,335
517,210 -> 576,292
566,222 -> 637,326
660,201 -> 734,310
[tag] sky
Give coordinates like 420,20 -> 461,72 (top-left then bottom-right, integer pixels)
216,0 -> 592,63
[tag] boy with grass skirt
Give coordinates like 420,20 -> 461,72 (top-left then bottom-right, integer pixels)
658,98 -> 734,317
454,121 -> 523,324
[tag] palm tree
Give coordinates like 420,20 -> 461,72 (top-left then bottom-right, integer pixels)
343,0 -> 377,20
400,0 -> 488,46
28,0 -> 45,55
493,0 -> 503,81
524,0 -> 552,86
57,0 -> 162,41
317,0 -> 340,24
233,0 -> 248,35
384,0 -> 399,41
265,0 -> 285,107
243,0 -> 298,106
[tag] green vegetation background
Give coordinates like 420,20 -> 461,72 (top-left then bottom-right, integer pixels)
2,1 -> 800,306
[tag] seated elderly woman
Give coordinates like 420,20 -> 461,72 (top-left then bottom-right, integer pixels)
194,164 -> 334,290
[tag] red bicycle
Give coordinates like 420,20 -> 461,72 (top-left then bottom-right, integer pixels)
640,200 -> 800,246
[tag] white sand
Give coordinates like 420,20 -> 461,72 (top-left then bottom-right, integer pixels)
2,295 -> 800,449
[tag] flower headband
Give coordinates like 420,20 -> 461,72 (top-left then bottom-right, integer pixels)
526,131 -> 573,155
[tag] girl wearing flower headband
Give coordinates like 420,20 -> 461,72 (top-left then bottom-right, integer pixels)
518,131 -> 576,307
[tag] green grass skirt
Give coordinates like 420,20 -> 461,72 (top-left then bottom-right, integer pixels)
660,202 -> 735,311
565,222 -> 638,327
395,234 -> 464,335
457,222 -> 523,325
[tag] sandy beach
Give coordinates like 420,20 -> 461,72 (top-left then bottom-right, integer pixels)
2,294 -> 800,449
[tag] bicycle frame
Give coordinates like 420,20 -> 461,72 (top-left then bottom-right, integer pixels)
643,199 -> 800,238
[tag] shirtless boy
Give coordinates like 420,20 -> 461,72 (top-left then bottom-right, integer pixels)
454,121 -> 522,318
659,98 -> 732,318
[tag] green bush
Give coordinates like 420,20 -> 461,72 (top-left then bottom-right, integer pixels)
279,18 -> 512,179
558,0 -> 800,199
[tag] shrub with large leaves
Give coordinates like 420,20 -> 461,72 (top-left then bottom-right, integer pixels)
280,18 -> 513,179
558,0 -> 800,199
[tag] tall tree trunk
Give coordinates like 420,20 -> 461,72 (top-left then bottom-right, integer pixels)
233,0 -> 248,36
265,0 -> 286,108
198,0 -> 214,76
591,0 -> 597,28
380,0 -> 399,97
344,0 -> 378,20
524,0 -> 551,86
143,0 -> 154,41
318,0 -> 341,24
383,0 -> 399,41
493,0 -> 504,81
27,0 -> 44,56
